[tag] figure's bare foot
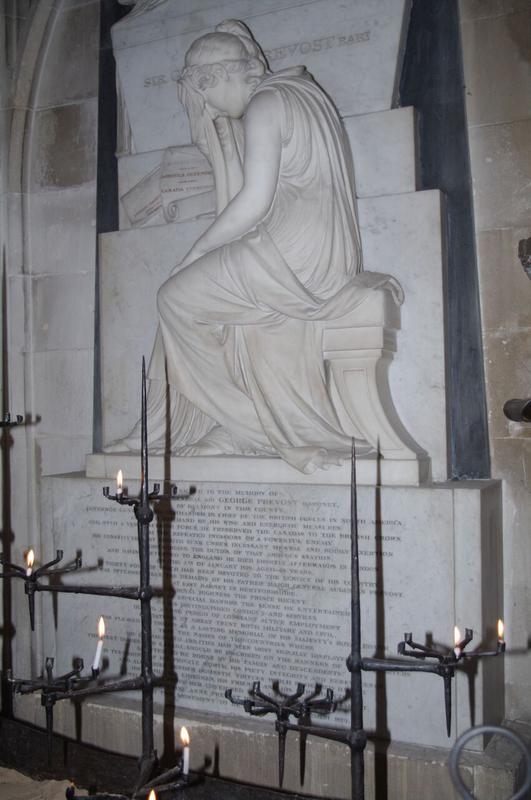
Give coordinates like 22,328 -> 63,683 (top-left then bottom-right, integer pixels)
104,440 -> 133,453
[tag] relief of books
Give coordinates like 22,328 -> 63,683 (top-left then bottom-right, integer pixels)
121,145 -> 216,227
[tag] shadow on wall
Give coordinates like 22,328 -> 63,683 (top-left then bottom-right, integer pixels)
372,449 -> 390,798
399,0 -> 490,480
155,384 -> 178,767
1,253 -> 15,717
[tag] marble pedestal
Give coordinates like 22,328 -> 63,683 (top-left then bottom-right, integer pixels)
86,451 -> 429,486
33,474 -> 503,772
96,1 -> 447,485
13,694 -> 526,800
98,186 -> 447,485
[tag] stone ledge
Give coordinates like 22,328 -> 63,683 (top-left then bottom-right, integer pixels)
41,474 -> 503,750
86,452 -> 431,486
14,694 -> 528,800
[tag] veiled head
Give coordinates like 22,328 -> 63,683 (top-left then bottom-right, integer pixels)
185,31 -> 250,69
180,22 -> 268,118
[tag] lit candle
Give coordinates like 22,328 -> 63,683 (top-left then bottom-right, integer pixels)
497,618 -> 505,644
116,470 -> 123,497
453,625 -> 462,659
26,549 -> 35,577
148,791 -> 157,800
180,726 -> 190,776
92,616 -> 105,671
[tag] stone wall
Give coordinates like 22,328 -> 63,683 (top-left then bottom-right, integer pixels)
459,0 -> 531,718
24,0 -> 99,477
0,0 -> 529,748
0,0 -> 100,693
0,0 -> 43,698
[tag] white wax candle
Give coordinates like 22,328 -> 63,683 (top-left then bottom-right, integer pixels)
92,639 -> 103,671
116,470 -> 123,497
453,625 -> 461,659
26,549 -> 35,577
92,616 -> 105,671
180,726 -> 190,776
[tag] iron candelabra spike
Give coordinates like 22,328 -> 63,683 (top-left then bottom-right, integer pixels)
141,355 -> 149,508
28,581 -> 35,631
278,720 -> 287,787
100,359 -> 194,794
7,656 -> 85,765
6,640 -> 166,774
444,672 -> 452,738
228,438 -> 507,799
395,626 -> 505,736
349,438 -> 364,800
226,682 -> 335,786
0,549 -> 82,580
4,360 -> 197,798
358,625 -> 505,740
0,550 -> 83,630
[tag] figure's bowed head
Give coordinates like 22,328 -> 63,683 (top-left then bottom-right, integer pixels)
181,28 -> 268,119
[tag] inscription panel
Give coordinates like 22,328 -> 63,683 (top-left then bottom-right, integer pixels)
112,0 -> 410,152
41,477 -> 464,748
120,146 -> 215,227
141,30 -> 372,90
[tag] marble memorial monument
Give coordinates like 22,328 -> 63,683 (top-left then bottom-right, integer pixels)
89,0 -> 449,486
29,2 -> 505,796
105,19 -> 418,478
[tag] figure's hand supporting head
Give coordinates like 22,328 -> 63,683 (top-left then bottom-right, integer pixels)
180,20 -> 269,119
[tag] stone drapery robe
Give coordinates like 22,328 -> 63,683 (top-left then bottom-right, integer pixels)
117,68 -> 402,473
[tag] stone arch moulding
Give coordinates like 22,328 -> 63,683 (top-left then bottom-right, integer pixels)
5,0 -> 65,546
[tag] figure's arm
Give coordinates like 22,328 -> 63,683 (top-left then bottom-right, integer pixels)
179,91 -> 282,266
178,80 -> 212,162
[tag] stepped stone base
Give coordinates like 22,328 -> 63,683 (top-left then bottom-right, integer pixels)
14,694 -> 530,800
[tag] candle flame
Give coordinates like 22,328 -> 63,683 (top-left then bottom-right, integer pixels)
180,726 -> 190,746
497,619 -> 504,639
454,626 -> 461,646
98,616 -> 105,639
26,549 -> 35,569
117,469 -> 123,490
148,790 -> 157,800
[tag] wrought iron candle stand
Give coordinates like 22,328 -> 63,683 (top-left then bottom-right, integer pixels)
225,681 -> 336,786
0,413 -> 24,427
393,627 -> 504,738
226,441 -> 506,800
0,549 -> 82,631
6,655 -> 85,764
0,360 -> 197,798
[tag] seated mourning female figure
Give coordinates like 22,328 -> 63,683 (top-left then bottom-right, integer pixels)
108,19 -> 403,474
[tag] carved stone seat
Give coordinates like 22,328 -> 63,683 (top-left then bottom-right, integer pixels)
87,284 -> 429,486
321,288 -> 429,481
